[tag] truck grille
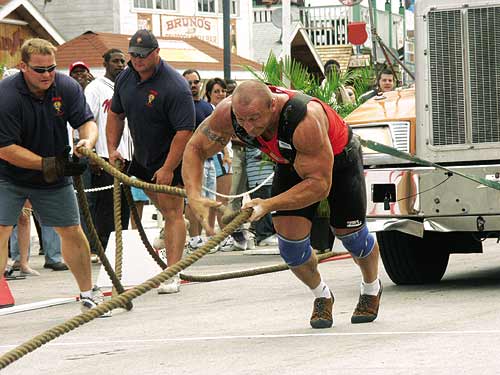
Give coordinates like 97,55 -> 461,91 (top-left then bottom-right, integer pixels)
468,7 -> 500,143
428,9 -> 466,146
428,6 -> 500,146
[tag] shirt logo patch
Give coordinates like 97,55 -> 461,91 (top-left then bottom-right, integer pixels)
146,89 -> 158,107
346,220 -> 362,228
52,97 -> 64,116
278,140 -> 292,150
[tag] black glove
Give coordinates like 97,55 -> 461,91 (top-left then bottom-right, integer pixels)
42,146 -> 87,183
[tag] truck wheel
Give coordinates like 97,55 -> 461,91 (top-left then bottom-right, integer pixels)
377,231 -> 450,285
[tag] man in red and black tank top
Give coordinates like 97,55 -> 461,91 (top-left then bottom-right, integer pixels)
183,80 -> 383,328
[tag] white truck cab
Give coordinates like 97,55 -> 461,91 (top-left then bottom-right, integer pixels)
345,0 -> 500,284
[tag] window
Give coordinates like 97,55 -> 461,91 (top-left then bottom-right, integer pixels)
198,0 -> 215,13
156,0 -> 175,9
133,0 -> 176,11
134,0 -> 153,8
216,0 -> 239,15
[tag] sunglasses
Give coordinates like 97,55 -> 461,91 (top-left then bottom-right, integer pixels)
28,64 -> 57,74
130,49 -> 154,59
187,80 -> 201,85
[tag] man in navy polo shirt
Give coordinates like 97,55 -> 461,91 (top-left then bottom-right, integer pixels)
0,38 -> 109,315
107,30 -> 195,294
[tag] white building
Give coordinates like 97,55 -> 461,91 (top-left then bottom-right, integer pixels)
32,0 -> 254,59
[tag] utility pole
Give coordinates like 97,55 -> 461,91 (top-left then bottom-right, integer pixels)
223,0 -> 231,81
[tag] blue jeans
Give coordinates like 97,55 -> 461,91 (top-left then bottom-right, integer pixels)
10,225 -> 61,264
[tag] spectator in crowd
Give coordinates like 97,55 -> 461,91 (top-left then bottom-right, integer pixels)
69,61 -> 94,90
130,183 -> 149,229
107,30 -> 195,294
322,59 -> 355,105
183,80 -> 382,329
359,67 -> 396,102
226,76 -> 251,250
245,147 -> 277,246
182,69 -> 217,253
376,68 -> 396,92
205,78 -> 234,250
85,49 -> 132,256
9,201 -> 40,276
69,60 -> 99,257
0,38 -> 108,314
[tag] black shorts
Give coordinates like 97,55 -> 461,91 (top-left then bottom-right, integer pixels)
271,136 -> 366,230
127,158 -> 184,187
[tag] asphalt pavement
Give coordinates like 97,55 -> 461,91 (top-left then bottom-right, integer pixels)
2,217 -> 500,374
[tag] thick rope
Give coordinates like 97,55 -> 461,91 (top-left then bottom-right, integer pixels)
180,250 -> 347,282
122,185 -> 168,269
0,210 -> 251,370
113,169 -> 124,296
77,147 -> 185,196
73,176 -> 133,311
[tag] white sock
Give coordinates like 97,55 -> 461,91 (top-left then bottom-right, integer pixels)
80,290 -> 92,298
361,278 -> 380,296
190,235 -> 201,243
311,280 -> 331,299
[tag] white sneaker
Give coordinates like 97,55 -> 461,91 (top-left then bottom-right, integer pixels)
258,234 -> 279,246
188,237 -> 204,249
80,287 -> 112,317
245,232 -> 256,250
157,275 -> 181,294
232,237 -> 247,251
219,236 -> 235,252
186,237 -> 205,254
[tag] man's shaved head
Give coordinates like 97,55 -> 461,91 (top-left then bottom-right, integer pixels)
232,80 -> 272,108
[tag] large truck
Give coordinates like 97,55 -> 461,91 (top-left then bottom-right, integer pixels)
345,0 -> 500,284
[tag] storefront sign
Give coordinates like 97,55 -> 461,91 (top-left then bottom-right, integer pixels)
160,15 -> 219,44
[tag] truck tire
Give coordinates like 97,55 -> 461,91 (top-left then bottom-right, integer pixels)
377,231 -> 450,285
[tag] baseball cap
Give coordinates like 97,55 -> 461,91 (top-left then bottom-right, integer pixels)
128,29 -> 159,55
69,61 -> 90,74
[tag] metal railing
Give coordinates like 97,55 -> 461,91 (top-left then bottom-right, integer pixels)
299,5 -> 351,46
252,4 -> 405,49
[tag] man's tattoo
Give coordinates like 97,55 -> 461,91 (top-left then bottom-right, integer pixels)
199,123 -> 230,146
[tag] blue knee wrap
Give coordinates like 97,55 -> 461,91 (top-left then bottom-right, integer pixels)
277,235 -> 312,267
337,225 -> 375,258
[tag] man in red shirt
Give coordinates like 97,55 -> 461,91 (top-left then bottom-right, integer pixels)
182,80 -> 382,329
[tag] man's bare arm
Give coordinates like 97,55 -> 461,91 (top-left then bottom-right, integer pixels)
161,129 -> 193,172
76,120 -> 98,151
106,110 -> 126,153
182,101 -> 234,198
0,145 -> 42,170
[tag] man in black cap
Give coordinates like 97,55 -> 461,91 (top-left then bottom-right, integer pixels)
106,30 -> 195,294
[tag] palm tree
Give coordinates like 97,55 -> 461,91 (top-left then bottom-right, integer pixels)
245,51 -> 375,117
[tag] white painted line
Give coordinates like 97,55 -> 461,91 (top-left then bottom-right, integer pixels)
2,329 -> 500,349
0,298 -> 75,316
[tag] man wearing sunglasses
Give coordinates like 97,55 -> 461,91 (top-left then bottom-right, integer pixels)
0,38 -> 109,315
107,30 -> 195,294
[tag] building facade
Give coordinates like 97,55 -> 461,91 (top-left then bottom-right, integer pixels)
31,0 -> 253,59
